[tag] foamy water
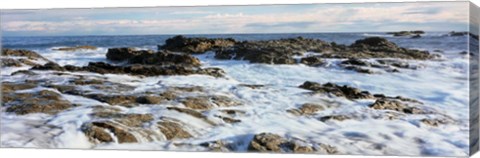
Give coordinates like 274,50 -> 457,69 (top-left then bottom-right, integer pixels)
0,32 -> 474,156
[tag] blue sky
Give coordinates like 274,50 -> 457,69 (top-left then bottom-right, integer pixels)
0,2 -> 470,36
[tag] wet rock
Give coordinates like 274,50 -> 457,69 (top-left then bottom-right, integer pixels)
129,51 -> 202,67
300,56 -> 325,66
160,35 -> 235,54
1,58 -> 23,67
71,78 -> 104,85
106,47 -> 153,61
411,34 -> 422,39
182,97 -> 213,110
369,99 -> 424,114
341,58 -> 369,66
287,103 -> 325,116
34,61 -> 224,77
214,115 -> 241,124
449,31 -> 468,36
199,140 -> 232,151
248,133 -> 321,153
248,133 -> 289,152
343,66 -> 375,74
167,107 -> 216,125
53,45 -> 97,51
2,82 -> 37,93
386,31 -> 424,37
215,37 -> 331,64
82,113 -> 154,144
32,62 -> 66,71
158,119 -> 193,140
238,84 -> 265,89
420,118 -> 450,127
11,70 -> 38,76
135,95 -> 164,104
2,49 -> 49,61
86,94 -> 137,107
322,37 -> 434,60
82,121 -> 138,143
219,109 -> 247,116
5,90 -> 74,115
319,115 -> 351,122
299,81 -> 374,100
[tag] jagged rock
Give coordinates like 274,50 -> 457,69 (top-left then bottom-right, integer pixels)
369,99 -> 424,114
341,58 -> 370,66
299,81 -> 374,100
300,56 -> 325,66
319,115 -> 351,122
136,95 -> 164,104
166,107 -> 216,125
420,118 -> 450,127
182,95 -> 240,110
32,62 -> 66,71
248,133 -> 322,153
158,119 -> 193,140
33,62 -> 224,77
106,47 -> 153,61
53,45 -> 97,51
5,90 -> 74,115
287,103 -> 325,116
160,35 -> 235,54
1,58 -> 23,67
129,51 -> 201,67
86,94 -> 137,107
2,49 -> 49,61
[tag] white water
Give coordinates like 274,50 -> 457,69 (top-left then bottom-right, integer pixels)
0,42 -> 471,156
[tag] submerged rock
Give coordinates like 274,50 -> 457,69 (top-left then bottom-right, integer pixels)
287,103 -> 325,116
300,56 -> 325,66
5,90 -> 74,115
53,45 -> 97,51
160,35 -> 235,54
299,81 -> 374,100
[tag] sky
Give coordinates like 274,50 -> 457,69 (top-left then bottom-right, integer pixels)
0,1 -> 471,36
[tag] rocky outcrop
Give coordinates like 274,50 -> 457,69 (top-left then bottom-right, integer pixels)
248,133 -> 337,154
369,99 -> 424,114
158,119 -> 193,140
32,62 -> 225,77
4,89 -> 74,115
386,30 -> 424,37
53,45 -> 97,51
299,81 -> 374,100
287,103 -> 325,116
2,49 -> 49,61
300,56 -> 325,66
106,48 -> 152,61
160,35 -> 235,54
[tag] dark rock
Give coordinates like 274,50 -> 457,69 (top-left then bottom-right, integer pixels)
136,95 -> 164,104
160,35 -> 235,54
411,34 -> 422,39
158,119 -> 193,140
369,99 -> 424,114
106,47 -> 152,61
32,62 -> 66,71
53,45 -> 97,51
341,58 -> 369,66
287,103 -> 325,116
300,56 -> 325,66
344,66 -> 375,74
238,84 -> 265,89
129,51 -> 201,67
248,133 -> 324,153
5,90 -> 73,115
2,49 -> 49,61
449,31 -> 468,36
1,58 -> 23,67
299,81 -> 374,100
319,115 -> 351,122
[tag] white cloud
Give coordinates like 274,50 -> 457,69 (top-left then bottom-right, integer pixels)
1,2 -> 470,35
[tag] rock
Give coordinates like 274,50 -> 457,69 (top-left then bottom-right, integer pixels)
82,121 -> 138,143
11,70 -> 38,76
5,90 -> 74,115
369,99 -> 424,114
386,30 -> 424,37
215,115 -> 241,124
129,51 -> 201,67
341,58 -> 369,66
34,61 -> 224,77
136,95 -> 164,104
299,81 -> 374,100
319,115 -> 350,122
300,56 -> 325,66
343,66 -> 375,74
420,118 -> 449,127
86,94 -> 137,107
182,97 -> 213,110
287,103 -> 325,116
106,47 -> 152,61
82,113 -> 154,144
2,49 -> 49,61
158,119 -> 193,140
71,78 -> 104,85
411,34 -> 422,39
32,62 -> 66,71
238,84 -> 265,89
449,31 -> 468,36
2,82 -> 37,93
248,133 -> 289,152
53,45 -> 97,51
199,140 -> 232,151
167,107 -> 216,125
1,58 -> 23,67
248,133 -> 321,153
160,35 -> 235,54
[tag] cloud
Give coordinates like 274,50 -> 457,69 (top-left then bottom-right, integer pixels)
0,2 -> 470,36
